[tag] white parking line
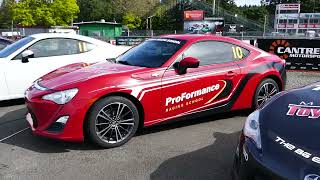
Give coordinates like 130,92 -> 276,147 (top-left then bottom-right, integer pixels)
0,127 -> 30,142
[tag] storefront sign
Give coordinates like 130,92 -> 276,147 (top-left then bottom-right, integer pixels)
184,10 -> 204,21
257,39 -> 320,71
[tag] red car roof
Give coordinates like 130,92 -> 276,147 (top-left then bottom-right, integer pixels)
160,34 -> 246,45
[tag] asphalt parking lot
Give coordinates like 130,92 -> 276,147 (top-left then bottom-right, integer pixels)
0,71 -> 319,180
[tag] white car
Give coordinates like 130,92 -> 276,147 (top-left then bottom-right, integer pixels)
0,33 -> 130,101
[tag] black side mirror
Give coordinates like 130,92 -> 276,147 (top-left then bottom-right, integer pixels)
21,50 -> 34,63
174,57 -> 200,75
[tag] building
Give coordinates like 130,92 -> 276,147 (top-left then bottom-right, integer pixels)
274,3 -> 320,34
261,0 -> 270,6
74,20 -> 123,40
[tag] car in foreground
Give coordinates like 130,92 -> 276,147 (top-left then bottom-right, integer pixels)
25,34 -> 286,148
0,37 -> 13,50
0,33 -> 130,101
233,83 -> 320,180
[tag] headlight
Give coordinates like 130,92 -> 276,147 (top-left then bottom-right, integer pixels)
42,88 -> 78,104
243,110 -> 261,149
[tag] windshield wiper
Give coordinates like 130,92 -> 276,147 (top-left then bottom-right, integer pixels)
117,60 -> 132,66
106,58 -> 116,63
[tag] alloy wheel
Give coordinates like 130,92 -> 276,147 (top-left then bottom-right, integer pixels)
95,102 -> 135,144
256,82 -> 278,107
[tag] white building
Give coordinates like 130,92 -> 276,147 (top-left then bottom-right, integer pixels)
261,0 -> 270,6
274,3 -> 320,34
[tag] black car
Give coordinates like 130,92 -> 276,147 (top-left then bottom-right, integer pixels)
233,82 -> 320,180
0,37 -> 13,50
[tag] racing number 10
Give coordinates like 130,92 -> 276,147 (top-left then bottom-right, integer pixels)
232,47 -> 243,59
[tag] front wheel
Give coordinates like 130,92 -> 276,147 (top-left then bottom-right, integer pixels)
253,78 -> 279,109
86,96 -> 140,148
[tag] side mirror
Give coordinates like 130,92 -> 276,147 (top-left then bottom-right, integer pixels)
173,57 -> 200,75
21,50 -> 34,63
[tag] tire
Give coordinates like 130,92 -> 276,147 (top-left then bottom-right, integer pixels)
253,78 -> 279,109
86,96 -> 140,148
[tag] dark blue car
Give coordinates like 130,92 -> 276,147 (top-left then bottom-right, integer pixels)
0,37 -> 13,50
233,82 -> 320,180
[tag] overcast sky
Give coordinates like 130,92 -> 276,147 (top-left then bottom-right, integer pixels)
235,0 -> 261,6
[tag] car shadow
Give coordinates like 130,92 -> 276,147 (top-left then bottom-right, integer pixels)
1,104 -> 248,154
0,99 -> 25,107
150,131 -> 241,180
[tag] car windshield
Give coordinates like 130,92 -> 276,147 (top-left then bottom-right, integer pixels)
116,38 -> 186,68
0,36 -> 35,58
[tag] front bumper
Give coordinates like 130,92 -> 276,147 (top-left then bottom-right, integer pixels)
25,88 -> 89,142
232,134 -> 283,180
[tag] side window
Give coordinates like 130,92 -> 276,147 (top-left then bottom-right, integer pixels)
182,41 -> 249,66
79,41 -> 96,53
28,38 -> 80,58
13,39 -> 95,59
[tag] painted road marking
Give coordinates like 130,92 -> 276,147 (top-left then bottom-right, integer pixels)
0,127 -> 30,142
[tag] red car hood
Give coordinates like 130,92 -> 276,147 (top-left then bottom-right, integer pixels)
39,62 -> 144,89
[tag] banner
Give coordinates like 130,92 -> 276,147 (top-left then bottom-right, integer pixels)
257,39 -> 320,71
184,19 -> 224,34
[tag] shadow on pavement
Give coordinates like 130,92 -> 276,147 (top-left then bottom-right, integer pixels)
1,107 -> 248,154
0,99 -> 25,107
150,131 -> 240,180
138,110 -> 249,136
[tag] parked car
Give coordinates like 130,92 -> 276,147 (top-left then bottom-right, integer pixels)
0,37 -> 13,50
25,34 -> 286,148
233,83 -> 320,180
0,33 -> 130,101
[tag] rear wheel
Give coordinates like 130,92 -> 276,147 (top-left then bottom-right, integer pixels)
86,96 -> 139,148
253,78 -> 279,109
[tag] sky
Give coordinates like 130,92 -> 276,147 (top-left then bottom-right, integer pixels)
235,0 -> 261,6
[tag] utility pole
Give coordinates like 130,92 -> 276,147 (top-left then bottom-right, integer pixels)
212,0 -> 216,16
313,0 -> 315,13
11,20 -> 13,38
263,15 -> 267,37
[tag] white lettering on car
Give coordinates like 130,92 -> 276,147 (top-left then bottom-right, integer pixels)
275,136 -> 320,165
165,84 -> 220,106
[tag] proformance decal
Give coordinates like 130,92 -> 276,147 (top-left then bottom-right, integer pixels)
150,38 -> 182,44
165,84 -> 221,106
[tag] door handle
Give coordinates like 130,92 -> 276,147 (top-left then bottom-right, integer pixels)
226,71 -> 237,77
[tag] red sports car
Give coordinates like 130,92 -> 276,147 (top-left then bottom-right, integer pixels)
25,35 -> 286,148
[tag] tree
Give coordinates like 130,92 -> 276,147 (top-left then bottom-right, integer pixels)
0,0 -> 15,28
122,12 -> 141,29
11,0 -> 79,27
77,0 -> 107,21
240,5 -> 269,25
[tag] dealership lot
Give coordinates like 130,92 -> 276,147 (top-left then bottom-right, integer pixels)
0,71 -> 319,180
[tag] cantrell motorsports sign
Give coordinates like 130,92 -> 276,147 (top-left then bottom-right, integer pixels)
257,39 -> 320,70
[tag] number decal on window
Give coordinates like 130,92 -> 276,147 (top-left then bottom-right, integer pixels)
232,47 -> 243,59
